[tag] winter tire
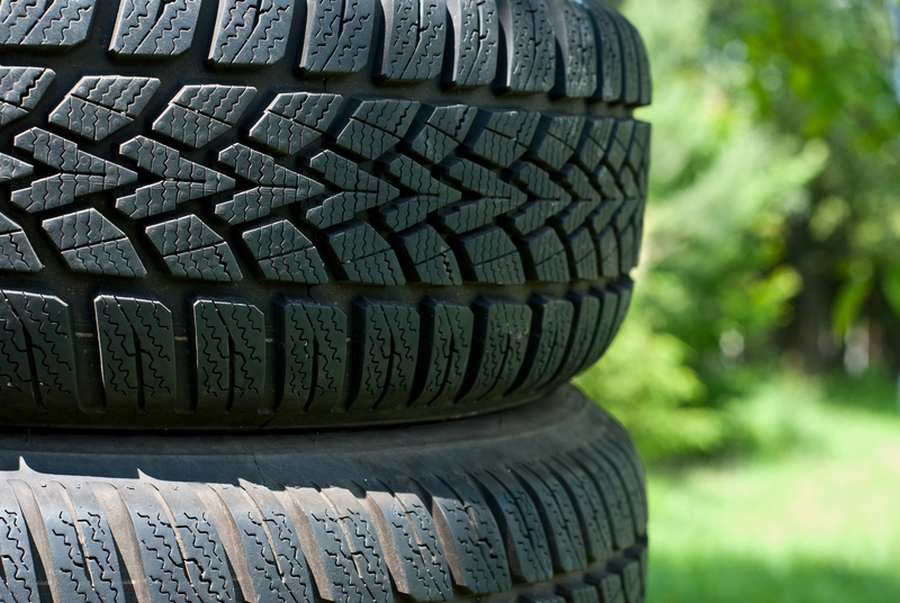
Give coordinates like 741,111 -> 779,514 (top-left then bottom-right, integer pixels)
0,385 -> 647,603
0,0 -> 650,428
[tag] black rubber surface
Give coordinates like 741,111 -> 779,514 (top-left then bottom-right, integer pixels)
0,385 -> 647,603
0,0 -> 650,428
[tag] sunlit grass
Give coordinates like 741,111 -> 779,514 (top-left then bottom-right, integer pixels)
643,374 -> 900,602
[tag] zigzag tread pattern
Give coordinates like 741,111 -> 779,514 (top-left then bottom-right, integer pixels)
0,0 -> 96,47
0,0 -> 651,428
0,408 -> 647,602
110,0 -> 202,57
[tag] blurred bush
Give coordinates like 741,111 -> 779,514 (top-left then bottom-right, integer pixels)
577,0 -> 900,462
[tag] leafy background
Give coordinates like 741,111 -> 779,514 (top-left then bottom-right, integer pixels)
575,0 -> 900,599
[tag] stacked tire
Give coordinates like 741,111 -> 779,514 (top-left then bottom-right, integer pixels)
0,0 -> 650,601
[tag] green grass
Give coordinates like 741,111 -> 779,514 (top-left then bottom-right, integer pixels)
644,374 -> 900,602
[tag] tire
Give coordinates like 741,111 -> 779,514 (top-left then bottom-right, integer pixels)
0,0 -> 650,428
0,385 -> 647,603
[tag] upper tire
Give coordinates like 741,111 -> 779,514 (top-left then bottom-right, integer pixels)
0,0 -> 650,428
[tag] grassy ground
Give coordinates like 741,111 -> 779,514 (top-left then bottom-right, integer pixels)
644,375 -> 900,602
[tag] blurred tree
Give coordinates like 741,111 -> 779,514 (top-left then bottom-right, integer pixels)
710,0 -> 900,371
578,0 -> 900,460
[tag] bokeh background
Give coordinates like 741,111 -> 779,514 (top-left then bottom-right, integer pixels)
574,0 -> 900,600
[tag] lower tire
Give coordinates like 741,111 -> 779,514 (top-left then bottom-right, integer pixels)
0,385 -> 646,603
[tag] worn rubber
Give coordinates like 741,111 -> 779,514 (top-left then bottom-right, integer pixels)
0,0 -> 650,428
0,385 -> 647,603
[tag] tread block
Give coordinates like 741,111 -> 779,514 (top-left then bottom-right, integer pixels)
446,158 -> 527,204
0,66 -> 55,125
552,293 -> 600,383
49,76 -> 160,142
363,488 -> 453,601
351,298 -> 420,410
595,227 -> 620,278
603,7 -> 641,106
458,298 -> 531,403
519,227 -> 570,283
396,224 -> 462,286
192,298 -> 266,413
0,483 -> 39,601
613,198 -> 638,234
551,0 -> 597,98
237,484 -> 317,603
584,0 -> 623,103
286,487 -> 393,603
216,143 -> 324,224
505,199 -> 567,237
0,211 -> 42,273
586,571 -> 626,603
152,85 -> 257,148
94,295 -> 176,412
379,0 -> 446,82
333,98 -> 420,159
473,469 -> 553,583
209,0 -> 295,66
118,136 -> 236,219
602,121 -> 634,173
212,484 -> 316,603
549,457 -> 615,563
445,0 -> 499,87
306,150 -> 399,228
151,481 -> 240,603
378,154 -> 462,231
574,118 -> 616,173
0,289 -> 78,409
110,0 -> 202,57
277,299 -> 346,412
0,153 -> 32,184
248,93 -> 344,155
455,226 -> 525,284
466,109 -> 541,167
560,164 -> 603,207
509,296 -> 575,393
114,482 -> 207,603
30,480 -> 126,603
411,299 -> 473,406
554,197 -> 602,237
406,104 -> 477,164
326,221 -> 406,285
0,0 -> 96,47
574,287 -> 621,375
417,475 -> 512,594
593,446 -> 646,538
496,0 -> 555,93
242,219 -> 328,284
531,116 -> 587,171
12,128 -> 138,213
578,449 -> 635,550
565,226 -> 600,281
437,198 -> 519,235
594,166 -> 625,201
43,208 -> 147,278
511,162 -> 571,202
556,583 -> 600,603
619,224 -> 635,274
299,0 -> 375,75
587,200 -> 620,235
146,214 -> 243,282
626,122 -> 650,175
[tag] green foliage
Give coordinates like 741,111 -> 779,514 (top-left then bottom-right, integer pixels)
647,374 -> 900,602
574,320 -> 720,462
579,0 -> 900,461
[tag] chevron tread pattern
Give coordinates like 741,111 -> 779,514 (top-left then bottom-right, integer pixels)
0,0 -> 650,428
